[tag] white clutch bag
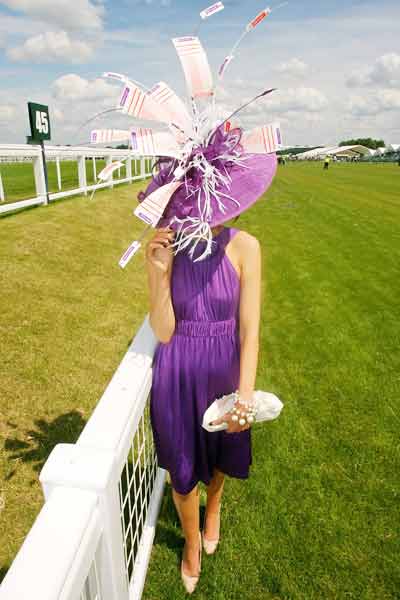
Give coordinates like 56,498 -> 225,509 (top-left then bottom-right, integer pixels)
202,390 -> 283,432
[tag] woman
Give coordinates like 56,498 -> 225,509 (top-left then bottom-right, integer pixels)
145,211 -> 262,592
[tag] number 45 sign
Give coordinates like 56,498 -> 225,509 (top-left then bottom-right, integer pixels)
27,102 -> 51,142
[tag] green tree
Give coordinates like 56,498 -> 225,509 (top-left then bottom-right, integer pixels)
339,138 -> 385,150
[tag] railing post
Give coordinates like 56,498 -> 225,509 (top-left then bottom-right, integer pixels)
0,171 -> 4,202
56,157 -> 62,191
141,156 -> 145,180
106,154 -> 114,189
92,156 -> 97,182
40,443 -> 129,600
33,151 -> 47,205
78,155 -> 88,196
126,157 -> 132,183
0,485 -> 102,600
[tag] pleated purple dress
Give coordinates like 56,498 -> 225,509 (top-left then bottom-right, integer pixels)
150,226 -> 252,495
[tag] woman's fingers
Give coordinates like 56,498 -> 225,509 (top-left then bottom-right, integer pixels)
144,227 -> 175,273
151,230 -> 175,248
147,240 -> 171,251
210,412 -> 250,433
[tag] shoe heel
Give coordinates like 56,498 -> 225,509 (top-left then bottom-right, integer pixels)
180,531 -> 202,594
201,504 -> 221,555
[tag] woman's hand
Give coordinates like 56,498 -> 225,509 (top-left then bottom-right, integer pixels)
210,400 -> 252,433
145,227 -> 175,274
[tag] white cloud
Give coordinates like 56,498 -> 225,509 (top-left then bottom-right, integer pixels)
0,0 -> 104,31
0,104 -> 16,121
0,13 -> 46,39
275,58 -> 309,78
52,108 -> 65,122
348,89 -> 400,116
7,31 -> 94,64
268,87 -> 328,114
346,53 -> 400,89
52,74 -> 116,102
1,2 -> 399,147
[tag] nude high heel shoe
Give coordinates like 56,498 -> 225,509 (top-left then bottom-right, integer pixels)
201,503 -> 221,555
181,530 -> 202,594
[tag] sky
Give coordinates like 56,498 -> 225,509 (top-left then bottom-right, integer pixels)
0,0 -> 399,146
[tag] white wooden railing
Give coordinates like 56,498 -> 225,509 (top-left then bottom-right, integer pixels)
0,316 -> 167,600
0,144 -> 155,215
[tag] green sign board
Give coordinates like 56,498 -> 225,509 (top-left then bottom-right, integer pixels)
28,102 -> 51,142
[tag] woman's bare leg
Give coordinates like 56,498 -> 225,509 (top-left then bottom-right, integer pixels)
204,467 -> 225,539
172,483 -> 201,576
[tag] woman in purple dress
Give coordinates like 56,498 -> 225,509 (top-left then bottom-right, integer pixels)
135,99 -> 278,591
146,217 -> 263,591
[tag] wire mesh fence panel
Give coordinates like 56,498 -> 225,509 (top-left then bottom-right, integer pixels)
118,396 -> 158,584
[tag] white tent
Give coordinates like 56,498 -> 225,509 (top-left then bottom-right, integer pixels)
296,146 -> 334,159
296,145 -> 373,160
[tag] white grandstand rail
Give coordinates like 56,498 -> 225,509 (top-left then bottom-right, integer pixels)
40,444 -> 128,600
76,315 -> 164,599
0,144 -> 156,215
0,172 -> 4,202
56,156 -> 62,191
0,486 -> 103,600
0,316 -> 165,600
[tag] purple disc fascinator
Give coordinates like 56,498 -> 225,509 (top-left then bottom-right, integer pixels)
138,123 -> 278,260
91,6 -> 285,266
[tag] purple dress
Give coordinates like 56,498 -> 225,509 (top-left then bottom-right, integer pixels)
150,226 -> 252,495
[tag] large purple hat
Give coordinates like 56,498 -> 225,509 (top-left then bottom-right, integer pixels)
133,110 -> 281,261
138,125 -> 278,233
89,5 -> 285,264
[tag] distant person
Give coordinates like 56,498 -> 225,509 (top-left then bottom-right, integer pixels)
324,156 -> 331,170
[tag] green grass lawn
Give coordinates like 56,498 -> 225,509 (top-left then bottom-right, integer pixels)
0,158 -> 146,204
0,163 -> 399,598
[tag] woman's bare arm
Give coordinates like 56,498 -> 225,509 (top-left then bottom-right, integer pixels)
145,227 -> 176,343
237,232 -> 262,403
211,231 -> 262,433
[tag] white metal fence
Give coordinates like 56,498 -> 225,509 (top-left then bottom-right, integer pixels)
0,316 -> 167,600
0,144 -> 155,216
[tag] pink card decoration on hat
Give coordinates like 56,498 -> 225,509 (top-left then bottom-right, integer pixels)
242,123 -> 282,154
118,81 -> 170,123
218,6 -> 274,80
172,36 -> 213,98
97,161 -> 125,182
130,128 -> 180,157
102,72 -> 127,82
119,240 -> 142,269
218,54 -> 234,77
134,181 -> 183,227
246,7 -> 271,31
130,128 -> 154,155
200,2 -> 224,19
90,129 -> 130,144
148,82 -> 192,132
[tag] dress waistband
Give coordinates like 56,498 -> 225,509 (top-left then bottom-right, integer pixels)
175,318 -> 236,337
